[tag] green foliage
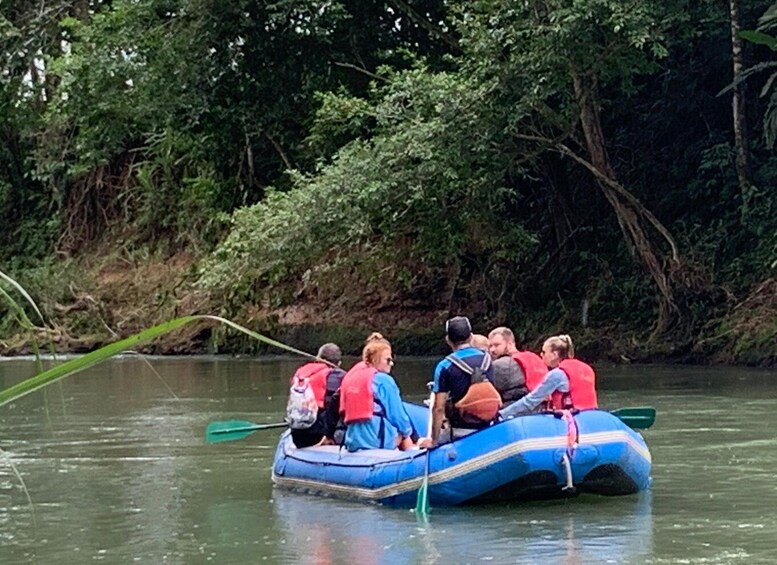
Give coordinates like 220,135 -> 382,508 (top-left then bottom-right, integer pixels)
4,0 -> 777,360
739,29 -> 777,50
734,2 -> 777,150
722,2 -> 777,271
0,6 -> 54,260
8,0 -> 463,254
129,130 -> 227,250
0,259 -> 77,339
305,90 -> 375,162
202,67 -> 537,310
458,0 -> 672,100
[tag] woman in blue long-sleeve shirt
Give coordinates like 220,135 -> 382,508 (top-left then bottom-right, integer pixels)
340,339 -> 415,452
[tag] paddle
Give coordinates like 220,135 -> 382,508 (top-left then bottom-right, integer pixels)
204,337 -> 341,445
415,388 -> 435,516
206,419 -> 288,444
610,406 -> 656,430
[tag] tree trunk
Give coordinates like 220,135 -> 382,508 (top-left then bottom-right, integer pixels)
728,0 -> 753,217
571,70 -> 681,334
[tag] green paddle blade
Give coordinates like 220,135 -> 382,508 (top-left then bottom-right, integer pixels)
610,406 -> 656,430
206,419 -> 287,444
415,477 -> 430,516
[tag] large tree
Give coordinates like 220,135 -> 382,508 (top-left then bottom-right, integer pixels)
457,0 -> 694,333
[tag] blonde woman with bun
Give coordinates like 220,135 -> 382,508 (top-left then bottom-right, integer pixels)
499,334 -> 597,418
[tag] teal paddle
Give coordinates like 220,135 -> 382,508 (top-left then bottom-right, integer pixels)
206,419 -> 288,444
415,389 -> 435,516
204,339 -> 338,445
610,406 -> 656,430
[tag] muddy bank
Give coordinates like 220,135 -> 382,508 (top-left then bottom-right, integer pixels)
2,253 -> 776,367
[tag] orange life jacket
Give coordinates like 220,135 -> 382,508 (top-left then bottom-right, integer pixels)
550,358 -> 598,410
290,362 -> 330,408
339,364 -> 378,424
510,350 -> 548,391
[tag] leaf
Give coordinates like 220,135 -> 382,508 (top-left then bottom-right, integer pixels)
763,92 -> 777,148
0,315 -> 321,408
717,61 -> 777,96
0,269 -> 46,326
758,3 -> 777,32
761,71 -> 777,98
738,30 -> 777,50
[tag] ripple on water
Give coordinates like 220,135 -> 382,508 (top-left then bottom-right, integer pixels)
2,359 -> 777,564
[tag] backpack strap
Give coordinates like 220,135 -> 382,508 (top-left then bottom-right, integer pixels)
445,354 -> 473,375
373,396 -> 387,447
446,352 -> 491,384
479,351 -> 492,372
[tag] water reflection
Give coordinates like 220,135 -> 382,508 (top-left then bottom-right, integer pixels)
270,491 -> 653,564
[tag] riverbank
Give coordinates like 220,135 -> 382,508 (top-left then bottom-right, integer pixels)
2,252 -> 776,367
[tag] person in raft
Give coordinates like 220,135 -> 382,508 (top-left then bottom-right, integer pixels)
339,337 -> 416,452
499,334 -> 598,418
287,343 -> 346,448
487,326 -> 546,407
419,316 -> 501,448
322,332 -> 390,446
471,333 -> 490,352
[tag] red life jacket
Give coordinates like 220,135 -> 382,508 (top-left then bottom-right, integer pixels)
550,358 -> 598,410
339,364 -> 378,424
290,362 -> 330,408
510,350 -> 547,391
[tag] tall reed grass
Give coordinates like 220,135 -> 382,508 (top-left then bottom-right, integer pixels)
0,268 -> 317,406
2,266 -> 323,552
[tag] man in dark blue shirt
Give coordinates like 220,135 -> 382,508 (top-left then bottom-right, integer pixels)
423,316 -> 498,446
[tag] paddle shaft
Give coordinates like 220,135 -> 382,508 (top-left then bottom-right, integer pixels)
415,390 -> 435,515
205,419 -> 290,444
210,422 -> 288,435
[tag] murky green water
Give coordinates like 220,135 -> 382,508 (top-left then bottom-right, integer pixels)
1,356 -> 776,564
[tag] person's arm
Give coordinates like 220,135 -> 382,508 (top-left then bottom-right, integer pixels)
430,391 -> 447,443
430,361 -> 448,443
325,368 -> 345,401
417,363 -> 447,448
500,368 -> 569,418
323,389 -> 341,440
418,391 -> 447,449
375,374 -> 413,439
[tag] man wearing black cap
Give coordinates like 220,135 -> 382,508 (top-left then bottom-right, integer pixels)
422,316 -> 501,446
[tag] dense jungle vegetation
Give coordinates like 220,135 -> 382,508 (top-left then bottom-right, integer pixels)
2,0 -> 777,364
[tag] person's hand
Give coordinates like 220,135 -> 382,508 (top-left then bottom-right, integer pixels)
417,437 -> 435,449
396,436 -> 415,451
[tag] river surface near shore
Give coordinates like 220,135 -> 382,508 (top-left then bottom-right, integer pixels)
1,356 -> 776,564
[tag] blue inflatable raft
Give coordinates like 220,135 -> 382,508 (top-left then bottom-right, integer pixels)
271,403 -> 652,506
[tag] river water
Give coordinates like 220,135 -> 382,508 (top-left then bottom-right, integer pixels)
0,356 -> 776,564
